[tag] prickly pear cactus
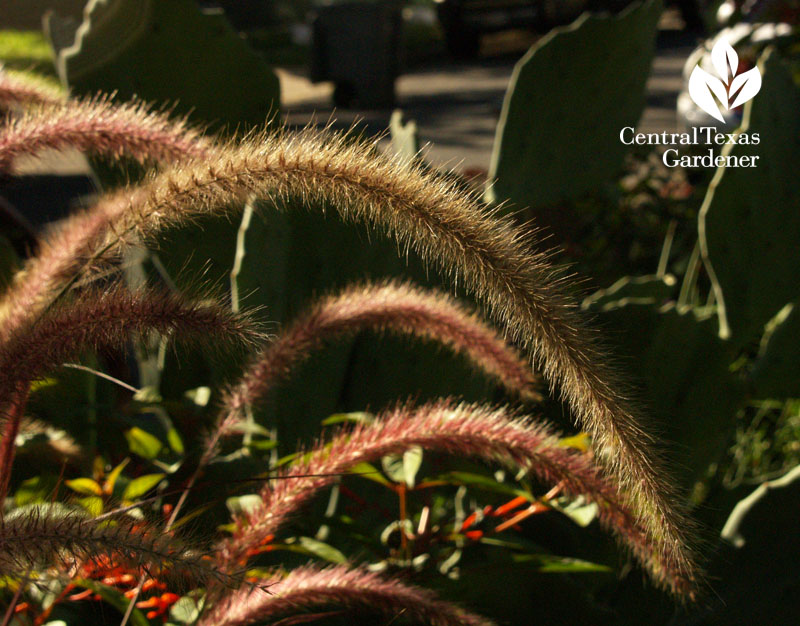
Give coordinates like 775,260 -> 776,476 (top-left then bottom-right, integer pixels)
390,109 -> 420,161
699,49 -> 800,345
485,0 -> 661,209
53,0 -> 280,129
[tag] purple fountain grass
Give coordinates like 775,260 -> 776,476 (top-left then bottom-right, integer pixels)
0,69 -> 63,109
216,400 -> 687,596
0,125 -> 700,596
0,381 -> 29,521
0,94 -> 212,174
200,564 -> 495,626
0,284 -> 260,506
0,283 -> 258,394
211,279 -> 539,450
174,281 -> 540,521
0,201 -> 137,340
225,280 -> 540,410
0,504 -> 228,587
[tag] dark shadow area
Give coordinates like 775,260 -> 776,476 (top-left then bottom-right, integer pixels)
1,174 -> 95,229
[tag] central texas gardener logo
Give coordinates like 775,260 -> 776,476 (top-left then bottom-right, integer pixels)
688,38 -> 762,123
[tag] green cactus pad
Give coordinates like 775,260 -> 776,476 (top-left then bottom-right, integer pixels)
54,0 -> 280,129
686,465 -> 800,624
485,0 -> 661,209
699,49 -> 800,344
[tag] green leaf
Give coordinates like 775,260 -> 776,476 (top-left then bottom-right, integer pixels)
169,502 -> 214,531
125,426 -> 163,459
65,478 -> 103,496
248,439 -> 279,451
433,471 -> 529,499
382,446 -> 423,488
14,475 -> 58,506
184,386 -> 211,407
167,428 -> 184,455
76,495 -> 103,516
558,433 -> 591,452
123,473 -> 166,501
403,447 -> 423,489
381,453 -> 405,484
29,377 -> 58,393
274,451 -> 300,468
321,411 -> 375,427
511,553 -> 613,573
225,421 -> 271,437
550,496 -> 599,527
295,536 -> 347,564
103,458 -> 130,494
350,462 -> 391,487
168,592 -> 204,624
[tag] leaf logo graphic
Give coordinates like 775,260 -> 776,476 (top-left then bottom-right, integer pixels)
688,38 -> 762,122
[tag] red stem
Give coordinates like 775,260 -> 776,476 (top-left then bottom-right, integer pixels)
0,380 -> 31,512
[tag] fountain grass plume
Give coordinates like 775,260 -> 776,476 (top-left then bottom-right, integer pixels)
207,279 -> 540,457
186,280 -> 539,506
217,399 -> 689,596
0,282 -> 259,394
0,124 -> 701,597
0,283 -> 260,505
200,564 -> 495,626
225,280 -> 539,409
0,504 -> 230,588
0,68 -> 63,109
0,94 -> 212,174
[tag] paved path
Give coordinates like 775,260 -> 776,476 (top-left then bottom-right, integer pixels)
281,27 -> 699,174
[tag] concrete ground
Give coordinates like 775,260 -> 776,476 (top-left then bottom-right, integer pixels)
279,15 -> 700,174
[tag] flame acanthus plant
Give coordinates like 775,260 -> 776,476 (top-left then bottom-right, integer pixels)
0,71 -> 702,625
